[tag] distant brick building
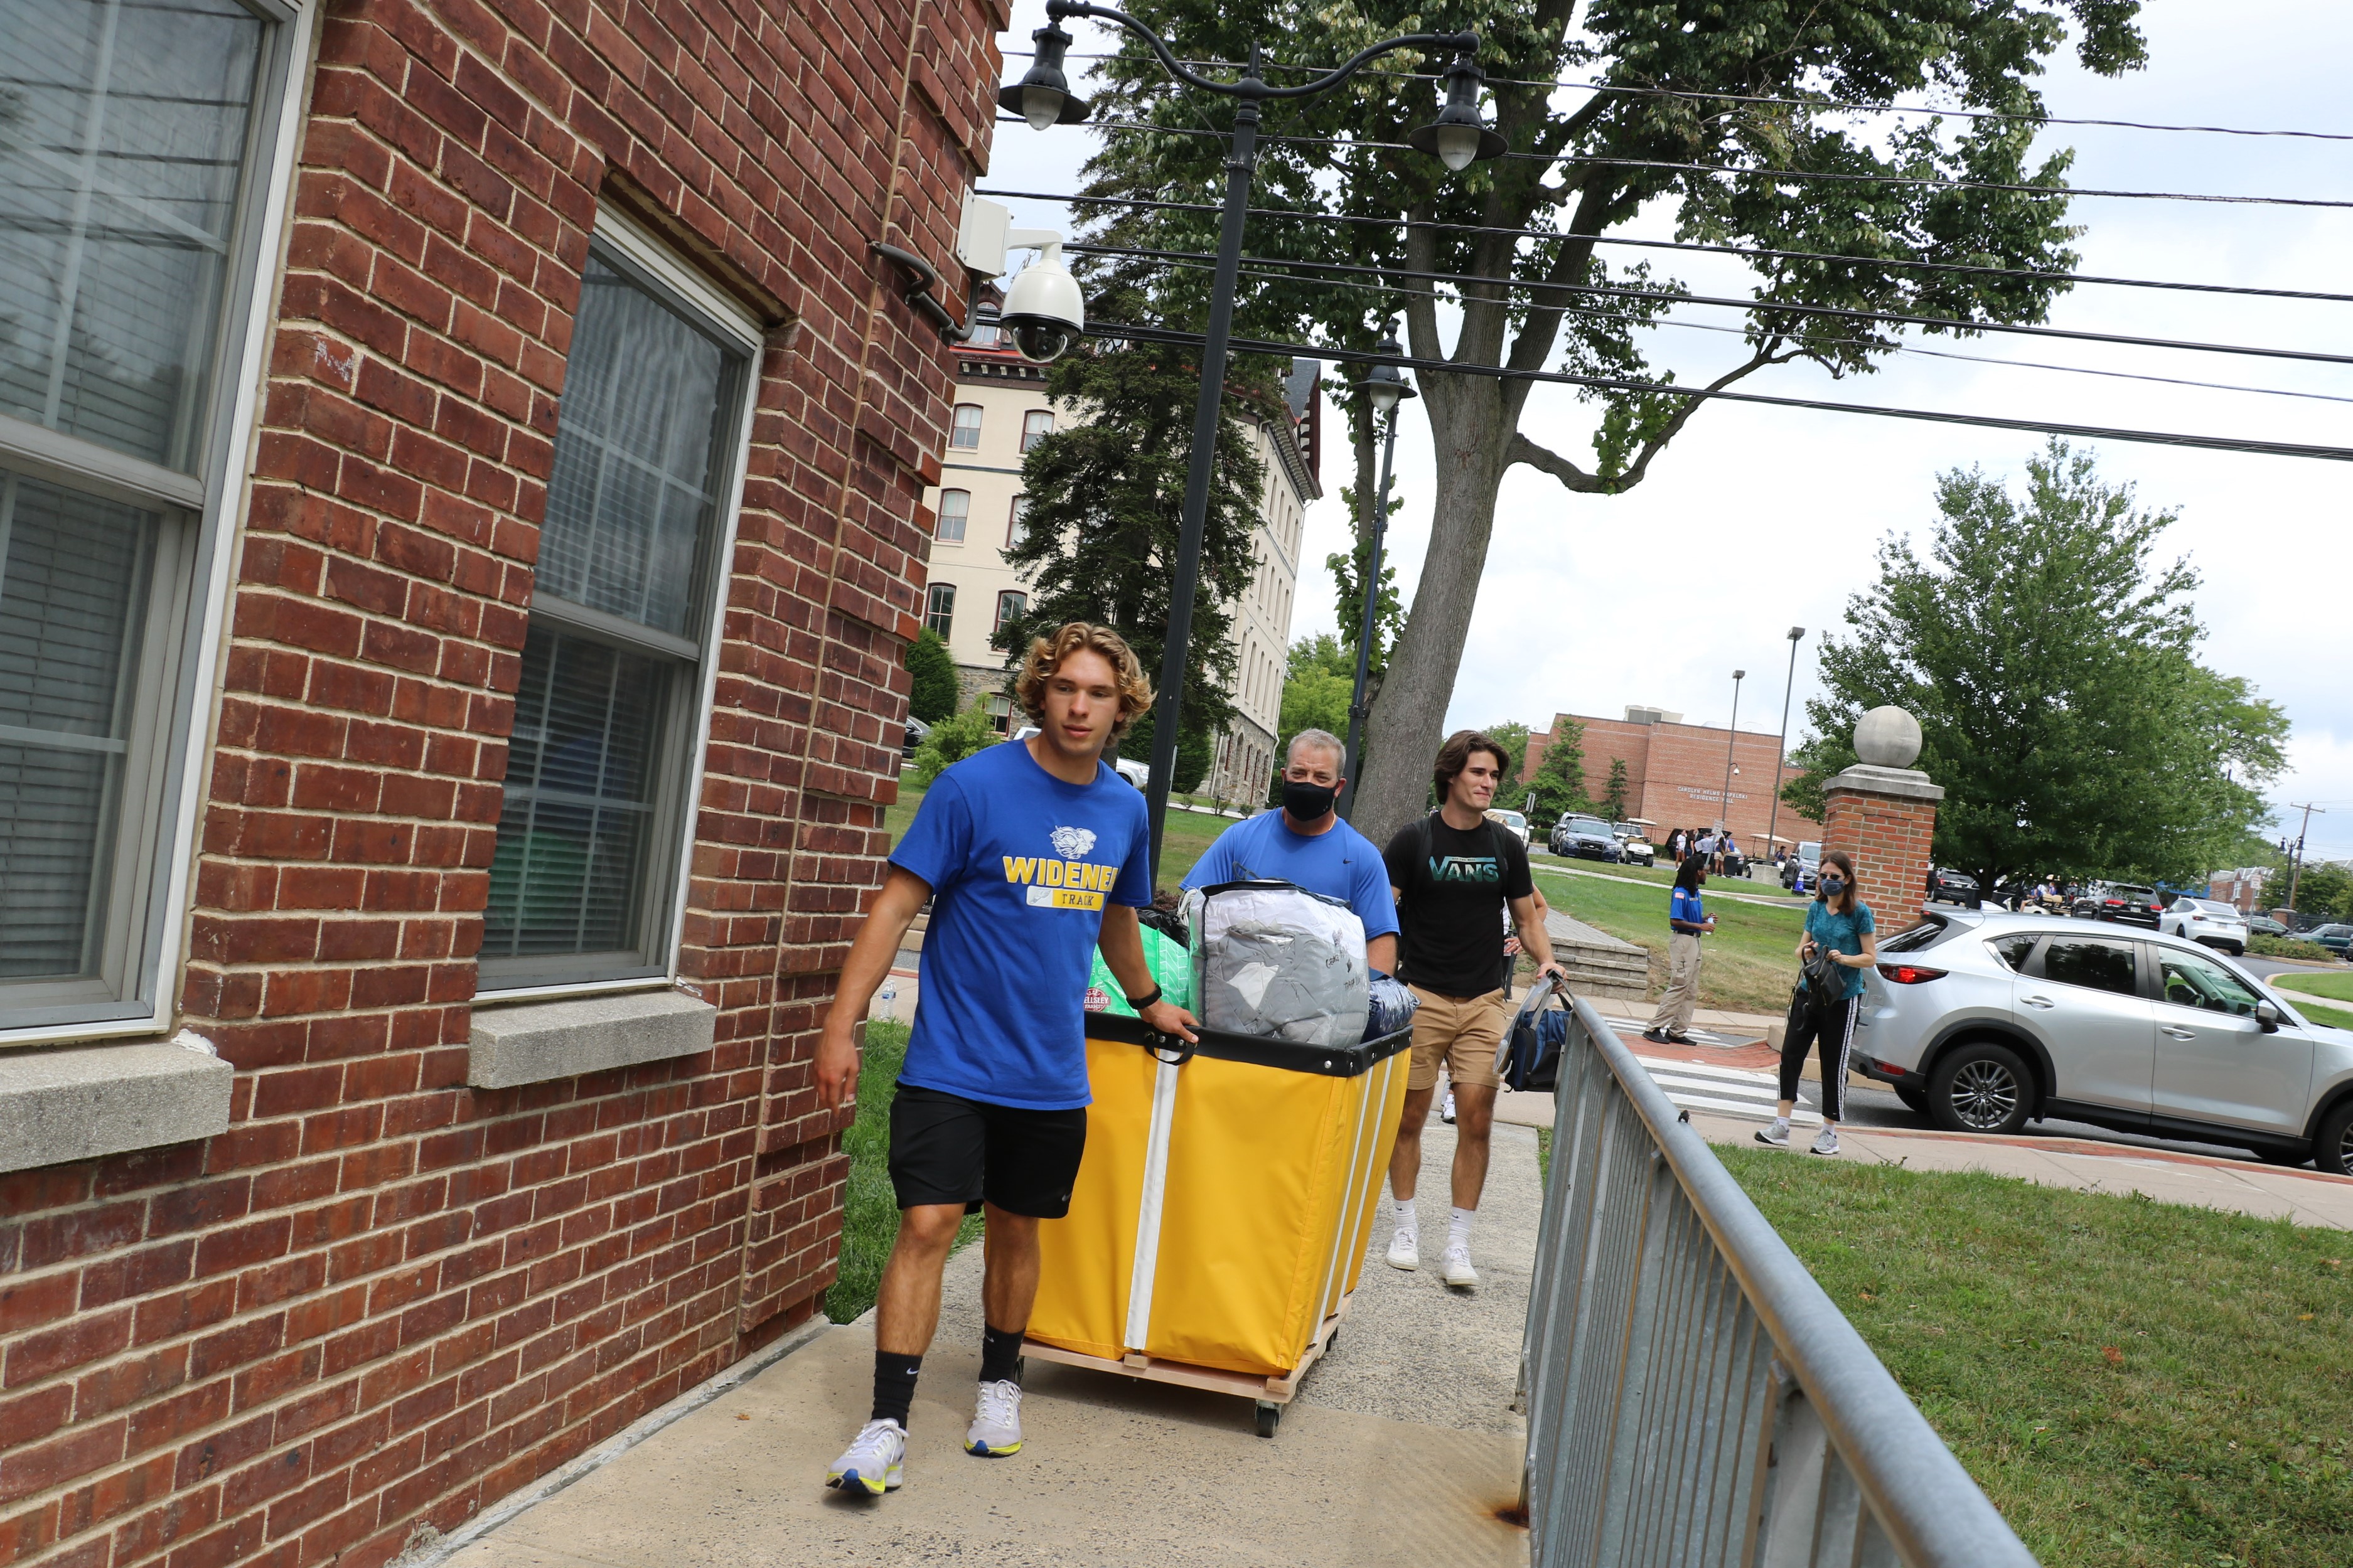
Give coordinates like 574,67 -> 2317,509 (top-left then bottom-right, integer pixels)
1521,708 -> 1817,849
0,1 -> 999,1563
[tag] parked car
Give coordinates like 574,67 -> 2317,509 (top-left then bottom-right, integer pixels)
2158,897 -> 2249,956
1612,823 -> 1657,868
1926,868 -> 1980,907
2072,882 -> 2166,929
2248,914 -> 2290,939
1486,809 -> 1531,846
2302,924 -> 2353,956
1850,908 -> 2353,1173
903,715 -> 930,759
1781,840 -> 1821,893
1550,814 -> 1622,861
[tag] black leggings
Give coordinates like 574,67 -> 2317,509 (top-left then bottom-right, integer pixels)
1779,991 -> 1862,1122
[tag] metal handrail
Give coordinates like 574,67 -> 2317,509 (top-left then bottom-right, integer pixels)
1518,993 -> 2039,1568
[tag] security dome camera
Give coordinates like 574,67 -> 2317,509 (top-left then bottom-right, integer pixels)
999,239 -> 1083,364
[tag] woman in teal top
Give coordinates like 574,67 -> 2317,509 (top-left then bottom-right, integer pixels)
1757,849 -> 1879,1157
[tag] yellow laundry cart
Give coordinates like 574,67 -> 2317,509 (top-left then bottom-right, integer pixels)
1024,1013 -> 1413,1436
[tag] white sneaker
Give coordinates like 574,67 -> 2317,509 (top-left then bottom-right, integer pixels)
825,1417 -> 905,1495
1754,1120 -> 1791,1148
1810,1127 -> 1841,1158
1440,1089 -> 1457,1124
1442,1245 -> 1479,1289
965,1379 -> 1023,1457
1385,1228 -> 1419,1271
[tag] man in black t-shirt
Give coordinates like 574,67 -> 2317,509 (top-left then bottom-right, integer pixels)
1380,730 -> 1565,1289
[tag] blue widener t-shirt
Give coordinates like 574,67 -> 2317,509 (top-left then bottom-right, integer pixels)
890,741 -> 1154,1109
1179,812 -> 1401,943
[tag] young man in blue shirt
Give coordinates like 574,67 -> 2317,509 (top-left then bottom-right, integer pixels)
811,624 -> 1199,1496
1180,728 -> 1400,976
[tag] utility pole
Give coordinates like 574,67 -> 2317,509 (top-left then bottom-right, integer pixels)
1720,670 -> 1744,840
2285,803 -> 2322,917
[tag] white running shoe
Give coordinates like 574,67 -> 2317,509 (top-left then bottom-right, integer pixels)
1440,1089 -> 1457,1124
1810,1127 -> 1841,1158
1385,1228 -> 1420,1271
1754,1120 -> 1791,1148
965,1379 -> 1024,1457
825,1417 -> 905,1495
1442,1245 -> 1479,1289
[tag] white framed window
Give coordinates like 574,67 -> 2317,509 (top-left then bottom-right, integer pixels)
476,209 -> 761,994
1006,494 -> 1028,548
935,489 -> 969,543
950,403 -> 982,450
1021,409 -> 1054,452
925,582 -> 956,639
2,0 -> 309,1040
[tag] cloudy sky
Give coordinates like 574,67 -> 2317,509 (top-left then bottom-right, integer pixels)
982,1 -> 2353,862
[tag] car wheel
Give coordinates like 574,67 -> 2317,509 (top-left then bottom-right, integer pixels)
1927,1042 -> 2033,1136
2315,1101 -> 2353,1179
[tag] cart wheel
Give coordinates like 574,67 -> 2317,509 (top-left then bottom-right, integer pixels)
1253,1400 -> 1281,1439
1324,1325 -> 1339,1352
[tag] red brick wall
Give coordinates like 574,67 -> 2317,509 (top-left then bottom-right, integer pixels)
1821,787 -> 1938,929
0,1 -> 1004,1564
1523,714 -> 1816,848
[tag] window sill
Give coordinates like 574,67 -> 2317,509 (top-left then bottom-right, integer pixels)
467,989 -> 718,1090
0,1032 -> 233,1176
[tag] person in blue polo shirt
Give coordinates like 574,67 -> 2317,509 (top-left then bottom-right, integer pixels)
1641,853 -> 1716,1044
1181,728 -> 1400,976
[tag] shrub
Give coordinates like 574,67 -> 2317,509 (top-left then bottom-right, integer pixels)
2249,934 -> 2338,961
904,627 -> 960,724
909,706 -> 1000,785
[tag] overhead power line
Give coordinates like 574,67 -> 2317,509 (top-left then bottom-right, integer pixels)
977,185 -> 2353,305
1082,321 -> 2353,464
993,113 -> 2353,209
1004,48 -> 2353,141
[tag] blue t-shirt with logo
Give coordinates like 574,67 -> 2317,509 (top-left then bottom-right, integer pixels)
890,740 -> 1154,1109
1179,812 -> 1400,943
1804,899 -> 1877,1000
1669,885 -> 1705,932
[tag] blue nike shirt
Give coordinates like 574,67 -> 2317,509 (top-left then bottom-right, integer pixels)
889,741 -> 1154,1109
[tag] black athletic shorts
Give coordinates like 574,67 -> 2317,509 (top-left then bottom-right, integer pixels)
887,1085 -> 1088,1218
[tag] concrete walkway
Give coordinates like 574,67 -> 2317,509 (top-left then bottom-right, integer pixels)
438,1123 -> 1539,1567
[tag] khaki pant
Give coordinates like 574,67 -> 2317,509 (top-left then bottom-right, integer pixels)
1406,986 -> 1508,1092
1648,932 -> 1703,1035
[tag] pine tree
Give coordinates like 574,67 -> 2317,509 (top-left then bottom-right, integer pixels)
1528,722 -> 1590,824
1601,759 -> 1631,823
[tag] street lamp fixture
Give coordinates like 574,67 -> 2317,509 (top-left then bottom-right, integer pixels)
1002,0 -> 1503,875
1339,328 -> 1415,819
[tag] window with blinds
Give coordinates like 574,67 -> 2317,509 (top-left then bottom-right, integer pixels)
1,0 -> 282,1034
935,489 -> 968,543
476,230 -> 756,990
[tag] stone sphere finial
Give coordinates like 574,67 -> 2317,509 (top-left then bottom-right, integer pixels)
1853,706 -> 1922,769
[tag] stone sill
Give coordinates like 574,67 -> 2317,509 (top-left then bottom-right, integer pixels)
0,1032 -> 235,1176
467,989 -> 718,1090
1824,764 -> 1946,804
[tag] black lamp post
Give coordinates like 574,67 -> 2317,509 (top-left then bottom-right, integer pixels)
1002,0 -> 1503,878
1339,327 -> 1413,821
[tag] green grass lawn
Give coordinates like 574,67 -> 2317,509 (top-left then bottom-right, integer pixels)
2267,970 -> 2353,1030
823,1019 -> 982,1323
1535,1131 -> 2353,1567
1533,862 -> 1809,1013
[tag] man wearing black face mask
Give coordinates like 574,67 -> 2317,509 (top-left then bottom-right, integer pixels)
1179,729 -> 1400,978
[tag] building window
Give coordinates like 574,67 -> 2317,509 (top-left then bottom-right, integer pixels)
995,590 -> 1027,634
1007,494 -> 1029,548
967,315 -> 1000,350
478,220 -> 758,989
926,582 -> 957,639
936,489 -> 969,543
985,693 -> 1012,733
2,0 -> 282,1033
1021,410 -> 1054,452
950,403 -> 982,449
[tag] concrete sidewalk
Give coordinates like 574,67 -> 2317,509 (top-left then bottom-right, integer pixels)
437,1123 -> 1539,1567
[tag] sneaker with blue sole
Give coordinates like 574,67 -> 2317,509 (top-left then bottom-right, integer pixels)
966,1379 -> 1024,1456
825,1417 -> 906,1495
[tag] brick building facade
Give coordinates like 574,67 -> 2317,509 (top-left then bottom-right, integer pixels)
0,1 -> 999,1564
1521,709 -> 1816,849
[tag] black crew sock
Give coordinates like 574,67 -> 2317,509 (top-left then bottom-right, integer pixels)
872,1351 -> 921,1429
980,1323 -> 1024,1387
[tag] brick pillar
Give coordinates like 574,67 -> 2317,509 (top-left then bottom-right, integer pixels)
1820,764 -> 1945,924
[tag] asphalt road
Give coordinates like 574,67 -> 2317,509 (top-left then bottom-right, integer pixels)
1830,1079 -> 2282,1166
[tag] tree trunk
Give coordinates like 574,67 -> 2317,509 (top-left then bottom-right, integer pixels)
1350,375 -> 1520,842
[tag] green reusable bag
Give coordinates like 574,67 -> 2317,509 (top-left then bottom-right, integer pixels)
1085,924 -> 1196,1018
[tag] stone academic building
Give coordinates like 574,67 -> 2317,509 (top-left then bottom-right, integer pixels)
0,0 -> 999,1562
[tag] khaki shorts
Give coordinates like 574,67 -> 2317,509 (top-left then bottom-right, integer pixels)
1406,986 -> 1508,1093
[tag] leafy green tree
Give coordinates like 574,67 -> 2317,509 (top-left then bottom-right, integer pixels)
1600,758 -> 1631,823
1486,721 -> 1531,785
1327,445 -> 1406,676
1786,442 -> 2288,896
1526,720 -> 1589,824
1074,0 -> 2149,839
1280,632 -> 1355,742
993,290 -> 1270,757
1123,706 -> 1214,794
909,707 -> 1001,787
904,627 -> 960,725
2288,861 -> 2352,925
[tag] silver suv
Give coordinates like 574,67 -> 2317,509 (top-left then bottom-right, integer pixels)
1852,907 -> 2353,1174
